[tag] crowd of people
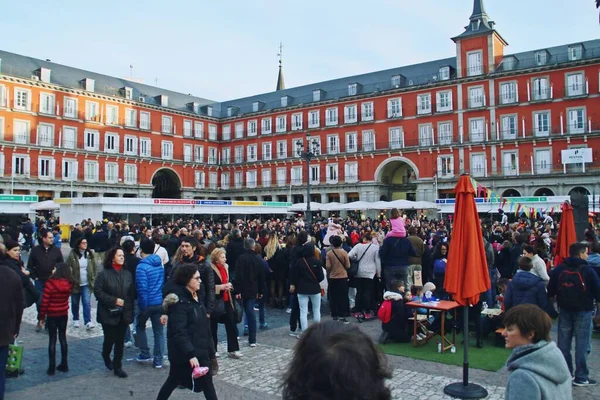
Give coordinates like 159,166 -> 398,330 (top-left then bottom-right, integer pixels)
0,208 -> 599,399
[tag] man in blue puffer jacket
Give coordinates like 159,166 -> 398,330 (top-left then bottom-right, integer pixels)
135,238 -> 165,368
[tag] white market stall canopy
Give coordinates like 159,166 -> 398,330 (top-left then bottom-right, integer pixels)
288,200 -> 439,211
435,195 -> 600,214
30,200 -> 59,211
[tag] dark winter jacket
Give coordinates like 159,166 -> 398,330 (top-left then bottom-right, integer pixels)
66,249 -> 98,293
39,278 -> 73,320
234,250 -> 266,300
136,254 -> 165,310
225,238 -> 244,275
379,237 -> 417,268
504,271 -> 556,317
94,266 -> 135,326
91,230 -> 110,253
167,255 -> 215,314
1,256 -> 30,288
0,265 -> 24,346
290,243 -> 324,295
26,244 -> 64,281
548,257 -> 600,312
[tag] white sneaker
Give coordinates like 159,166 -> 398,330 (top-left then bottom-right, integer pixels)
124,341 -> 133,348
215,352 -> 220,358
249,343 -> 257,348
72,320 -> 81,328
85,322 -> 95,330
228,351 -> 243,359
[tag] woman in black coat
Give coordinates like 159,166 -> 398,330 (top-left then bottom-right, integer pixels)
157,263 -> 218,400
94,247 -> 134,378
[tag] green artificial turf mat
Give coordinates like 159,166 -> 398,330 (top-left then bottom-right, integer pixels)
380,333 -> 511,372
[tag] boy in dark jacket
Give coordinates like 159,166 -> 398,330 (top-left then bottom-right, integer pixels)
504,257 -> 556,317
378,280 -> 410,344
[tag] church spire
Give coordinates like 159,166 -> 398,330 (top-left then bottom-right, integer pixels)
276,42 -> 285,91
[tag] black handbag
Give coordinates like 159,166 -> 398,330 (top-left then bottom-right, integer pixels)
23,280 -> 40,308
108,306 -> 123,317
211,297 -> 226,317
230,297 -> 243,324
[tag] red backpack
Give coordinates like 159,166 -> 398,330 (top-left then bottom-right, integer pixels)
377,300 -> 392,323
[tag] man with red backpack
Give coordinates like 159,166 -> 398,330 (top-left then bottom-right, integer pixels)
548,242 -> 600,387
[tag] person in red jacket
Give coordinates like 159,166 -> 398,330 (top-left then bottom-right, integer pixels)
39,262 -> 74,376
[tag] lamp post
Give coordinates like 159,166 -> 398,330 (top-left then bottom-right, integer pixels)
296,137 -> 320,231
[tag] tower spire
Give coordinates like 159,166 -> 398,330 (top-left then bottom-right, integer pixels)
470,0 -> 488,22
276,42 -> 285,91
452,0 -> 503,42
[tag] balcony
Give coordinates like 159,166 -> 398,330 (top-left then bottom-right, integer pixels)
564,84 -> 588,98
343,114 -> 358,124
361,112 -> 374,122
497,93 -> 518,106
387,108 -> 402,119
416,104 -> 433,116
38,104 -> 57,117
234,130 -> 245,139
467,96 -> 486,109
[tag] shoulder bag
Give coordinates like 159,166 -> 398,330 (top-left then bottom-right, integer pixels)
303,258 -> 325,297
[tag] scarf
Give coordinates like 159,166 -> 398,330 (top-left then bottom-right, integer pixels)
112,262 -> 123,272
216,263 -> 229,301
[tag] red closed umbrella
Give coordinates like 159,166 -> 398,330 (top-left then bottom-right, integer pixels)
554,202 -> 577,267
443,174 -> 491,399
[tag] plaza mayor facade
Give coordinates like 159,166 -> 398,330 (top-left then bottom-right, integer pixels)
0,0 -> 599,205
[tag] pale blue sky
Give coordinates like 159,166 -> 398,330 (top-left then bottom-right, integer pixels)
1,0 -> 597,101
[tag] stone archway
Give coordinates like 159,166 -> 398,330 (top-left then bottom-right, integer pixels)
533,187 -> 555,196
568,186 -> 590,196
501,188 -> 521,197
374,157 -> 419,201
151,168 -> 182,199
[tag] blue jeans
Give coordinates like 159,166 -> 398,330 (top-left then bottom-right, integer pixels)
124,301 -> 139,343
34,279 -> 46,320
242,299 -> 257,345
557,309 -> 593,381
244,298 -> 265,326
136,305 -> 164,366
298,293 -> 321,332
0,345 -> 8,400
71,285 -> 92,324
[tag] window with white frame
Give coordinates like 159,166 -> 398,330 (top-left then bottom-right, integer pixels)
208,147 -> 218,164
437,156 -> 454,177
247,144 -> 257,162
183,120 -> 192,137
62,126 -> 76,149
235,123 -> 244,139
308,110 -> 320,128
567,108 -> 585,134
105,162 -> 118,183
535,51 -> 547,66
502,151 -> 518,176
0,153 -> 3,176
63,97 -> 77,118
14,120 -> 30,144
183,144 -> 192,162
292,113 -> 302,130
389,127 -> 404,149
124,164 -> 137,184
569,46 -> 583,61
84,130 -> 99,151
161,116 -> 172,134
106,105 -> 119,125
535,149 -> 551,174
104,132 -> 119,153
62,159 -> 78,181
533,111 -> 550,137
222,124 -> 231,141
12,154 -> 29,176
532,77 -> 550,101
221,172 -> 230,189
209,172 -> 217,189
261,169 -> 271,187
469,118 -> 485,142
234,171 -> 243,188
388,98 -> 402,118
417,94 -> 432,114
85,101 -> 99,121
276,115 -> 287,133
345,132 -> 357,153
468,87 -> 485,108
439,67 -> 450,80
344,105 -> 357,123
436,91 -> 452,112
84,160 -> 98,182
291,166 -> 302,185
234,146 -> 244,163
277,141 -> 287,159
470,153 -> 486,177
277,168 -> 286,186
37,124 -> 54,147
246,170 -> 257,188
467,51 -> 483,76
500,82 -> 517,104
208,124 -> 217,140
39,93 -> 55,115
125,109 -> 136,127
195,171 -> 206,188
327,135 -> 339,154
139,138 -> 151,157
14,88 -> 31,111
262,118 -> 272,134
161,141 -> 173,160
262,142 -> 272,160
194,121 -> 204,138
248,120 -> 258,136
363,130 -> 375,151
566,73 -> 585,96
194,145 -> 204,163
501,115 -> 517,139
0,117 -> 3,141
140,111 -> 151,130
344,162 -> 358,182
348,84 -> 357,96
391,75 -> 402,87
419,124 -> 433,146
124,136 -> 137,155
361,102 -> 373,121
0,85 -> 7,108
310,165 -> 320,184
38,157 -> 55,180
280,96 -> 288,107
438,122 -> 452,145
327,164 -> 338,183
312,90 -> 321,102
326,108 -> 338,126
221,147 -> 230,165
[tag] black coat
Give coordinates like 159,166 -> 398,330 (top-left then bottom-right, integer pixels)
1,256 -> 30,288
91,230 -> 110,253
234,250 -> 266,300
290,244 -> 324,295
94,266 -> 135,326
167,255 -> 215,314
0,265 -> 24,346
26,244 -> 64,281
225,238 -> 244,274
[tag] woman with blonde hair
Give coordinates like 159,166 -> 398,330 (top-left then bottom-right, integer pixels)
265,232 -> 286,308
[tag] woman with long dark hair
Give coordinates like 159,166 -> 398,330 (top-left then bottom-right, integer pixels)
94,247 -> 134,378
66,237 -> 98,329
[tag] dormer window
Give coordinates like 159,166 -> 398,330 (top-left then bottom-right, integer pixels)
38,68 -> 51,83
280,96 -> 288,107
503,56 -> 516,71
535,51 -> 547,66
313,90 -> 322,102
227,107 -> 234,117
122,87 -> 133,100
471,20 -> 480,31
252,101 -> 263,112
155,95 -> 168,107
206,106 -> 213,117
81,78 -> 95,92
569,45 -> 583,61
391,75 -> 402,88
348,83 -> 358,96
439,67 -> 450,81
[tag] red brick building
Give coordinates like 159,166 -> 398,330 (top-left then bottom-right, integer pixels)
0,0 -> 599,203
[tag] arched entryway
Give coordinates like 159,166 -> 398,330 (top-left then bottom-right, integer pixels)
374,157 -> 419,201
533,187 -> 555,196
569,186 -> 590,196
151,168 -> 182,199
501,189 -> 521,197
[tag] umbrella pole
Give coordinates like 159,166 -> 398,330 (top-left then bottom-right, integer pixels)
443,306 -> 488,399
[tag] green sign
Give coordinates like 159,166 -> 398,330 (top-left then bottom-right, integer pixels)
0,195 -> 39,202
262,201 -> 293,207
